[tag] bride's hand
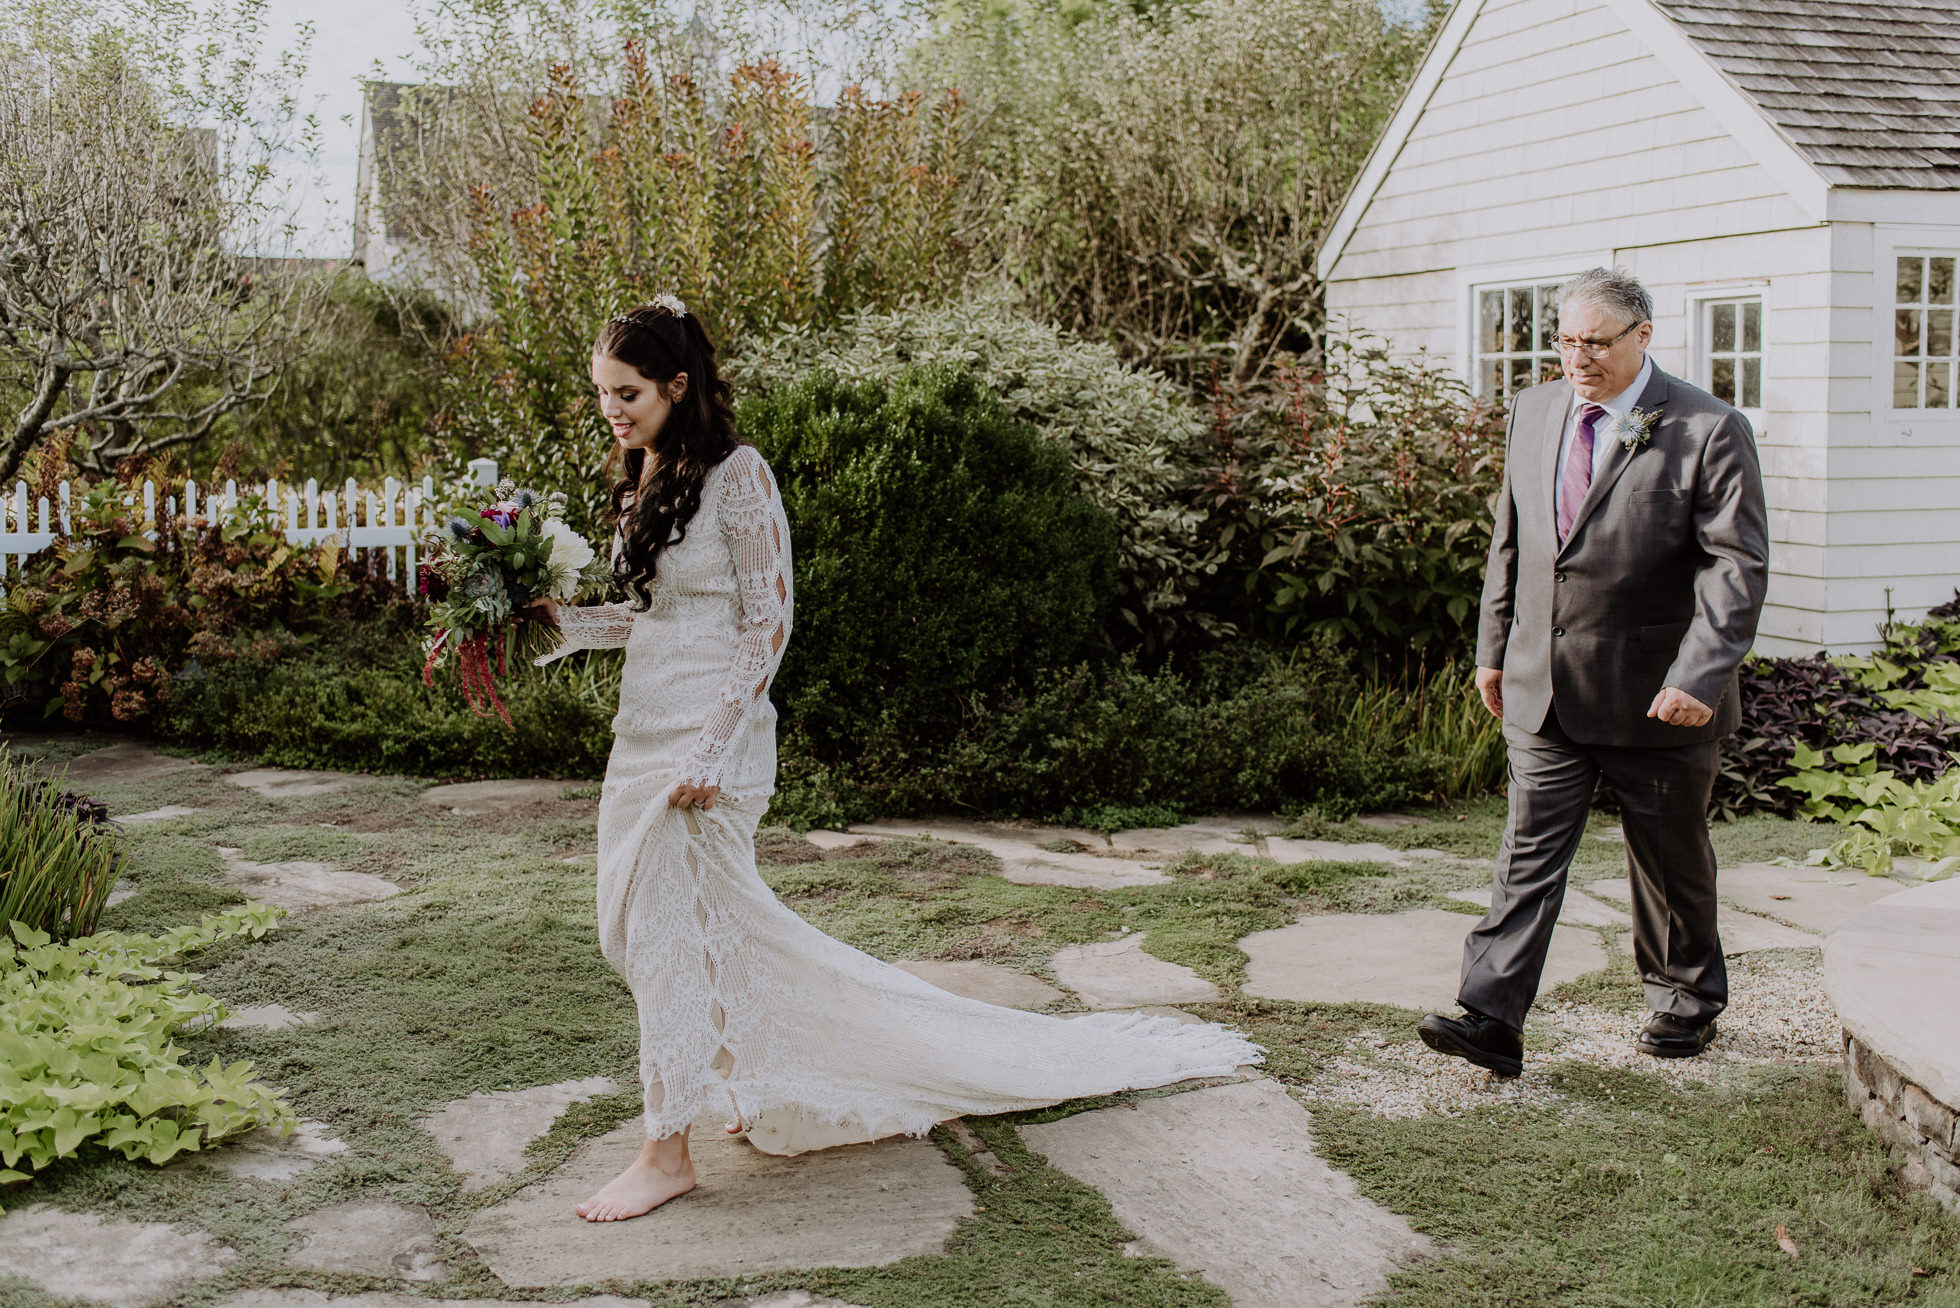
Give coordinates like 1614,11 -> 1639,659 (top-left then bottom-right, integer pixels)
520,596 -> 560,628
669,782 -> 719,811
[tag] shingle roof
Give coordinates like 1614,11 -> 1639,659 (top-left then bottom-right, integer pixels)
1657,0 -> 1960,189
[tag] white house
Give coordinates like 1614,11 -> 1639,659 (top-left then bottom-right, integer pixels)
1317,0 -> 1960,654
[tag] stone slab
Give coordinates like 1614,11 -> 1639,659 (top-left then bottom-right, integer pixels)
285,1201 -> 445,1281
894,960 -> 1065,1009
463,1118 -> 974,1284
1825,877 -> 1960,1112
805,829 -> 870,851
172,1120 -> 348,1182
107,885 -> 138,907
1107,821 -> 1271,858
1715,863 -> 1907,933
1449,885 -> 1631,929
219,1003 -> 320,1031
419,778 -> 582,814
718,1295 -> 866,1308
0,1204 -> 237,1308
1050,934 -> 1220,1009
122,804 -> 201,823
1020,1079 -> 1431,1307
1263,838 -> 1416,867
56,742 -> 208,786
422,1076 -> 619,1192
224,767 -> 353,798
1240,910 -> 1607,1012
216,845 -> 400,910
1587,878 -> 1830,952
218,1294 -> 648,1308
847,823 -> 1168,888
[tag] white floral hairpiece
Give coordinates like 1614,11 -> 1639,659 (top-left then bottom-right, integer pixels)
609,293 -> 688,327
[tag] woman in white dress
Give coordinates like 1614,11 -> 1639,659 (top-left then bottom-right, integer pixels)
524,299 -> 1261,1223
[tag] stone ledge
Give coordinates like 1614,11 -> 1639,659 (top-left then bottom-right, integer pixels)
1842,1030 -> 1960,1216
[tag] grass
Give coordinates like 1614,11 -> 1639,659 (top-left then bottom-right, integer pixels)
1312,1064 -> 1960,1307
6,732 -> 1957,1308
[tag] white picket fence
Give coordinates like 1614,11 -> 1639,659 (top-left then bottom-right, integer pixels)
0,457 -> 500,593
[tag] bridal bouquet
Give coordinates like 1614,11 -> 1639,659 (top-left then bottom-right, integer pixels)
418,478 -> 608,728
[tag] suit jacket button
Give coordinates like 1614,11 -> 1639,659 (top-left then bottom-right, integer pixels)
1553,627 -> 1566,637
1555,571 -> 1567,583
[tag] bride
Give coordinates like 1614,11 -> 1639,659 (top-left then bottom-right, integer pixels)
522,297 -> 1261,1223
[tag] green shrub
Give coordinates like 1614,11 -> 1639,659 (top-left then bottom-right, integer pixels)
1197,331 -> 1507,666
0,475 -> 369,727
769,639 -> 1473,828
0,905 -> 294,1200
741,365 -> 1119,767
0,752 -> 122,940
155,604 -> 615,780
732,298 -> 1216,648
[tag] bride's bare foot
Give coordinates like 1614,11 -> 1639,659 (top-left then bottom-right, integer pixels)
575,1134 -> 694,1222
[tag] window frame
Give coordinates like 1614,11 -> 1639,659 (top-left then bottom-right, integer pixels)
1688,283 -> 1768,436
1454,256 -> 1598,402
1875,228 -> 1960,424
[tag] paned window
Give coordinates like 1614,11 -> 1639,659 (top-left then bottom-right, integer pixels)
1703,298 -> 1762,410
1474,282 -> 1563,400
1895,254 -> 1958,409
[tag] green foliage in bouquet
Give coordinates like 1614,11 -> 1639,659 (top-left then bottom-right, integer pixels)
0,468 -> 360,725
0,904 -> 294,1204
740,365 -> 1118,769
420,478 -> 609,726
0,750 -> 123,941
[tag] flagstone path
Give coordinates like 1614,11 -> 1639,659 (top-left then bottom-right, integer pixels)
1,735 -> 1931,1308
1021,1080 -> 1433,1308
462,1118 -> 976,1285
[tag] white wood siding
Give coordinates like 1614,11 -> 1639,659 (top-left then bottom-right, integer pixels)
1330,0 -> 1815,287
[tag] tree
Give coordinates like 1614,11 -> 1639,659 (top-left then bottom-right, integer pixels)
909,0 -> 1438,388
0,0 -> 331,483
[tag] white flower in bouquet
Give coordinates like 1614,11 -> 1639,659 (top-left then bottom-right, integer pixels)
540,517 -> 596,601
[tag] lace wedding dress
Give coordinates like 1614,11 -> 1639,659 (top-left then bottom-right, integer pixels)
536,444 -> 1261,1155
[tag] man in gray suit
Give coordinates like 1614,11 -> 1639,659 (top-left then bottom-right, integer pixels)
1418,267 -> 1769,1077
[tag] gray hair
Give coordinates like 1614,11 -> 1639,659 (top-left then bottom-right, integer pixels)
1558,266 -> 1653,326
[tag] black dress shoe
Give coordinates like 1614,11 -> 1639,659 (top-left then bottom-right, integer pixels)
1417,1010 -> 1523,1078
1637,1012 -> 1718,1058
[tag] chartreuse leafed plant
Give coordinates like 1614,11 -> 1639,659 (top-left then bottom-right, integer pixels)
0,752 -> 121,939
0,905 -> 293,1204
1782,742 -> 1960,878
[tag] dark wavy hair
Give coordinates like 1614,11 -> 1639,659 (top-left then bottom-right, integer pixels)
594,302 -> 740,610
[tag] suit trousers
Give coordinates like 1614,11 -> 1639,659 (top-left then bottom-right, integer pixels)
1457,703 -> 1727,1031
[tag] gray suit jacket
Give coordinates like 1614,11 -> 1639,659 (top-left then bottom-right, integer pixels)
1475,365 -> 1769,748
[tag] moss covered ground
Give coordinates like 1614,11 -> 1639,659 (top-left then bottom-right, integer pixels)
4,735 -> 1956,1308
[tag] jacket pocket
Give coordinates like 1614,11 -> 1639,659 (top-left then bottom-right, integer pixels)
1636,619 -> 1694,650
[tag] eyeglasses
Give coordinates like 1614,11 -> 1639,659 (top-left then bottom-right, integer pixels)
1553,320 -> 1644,358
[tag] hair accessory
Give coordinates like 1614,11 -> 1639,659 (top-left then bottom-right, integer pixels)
610,294 -> 688,328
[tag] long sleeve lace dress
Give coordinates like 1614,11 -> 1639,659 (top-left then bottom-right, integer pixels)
536,444 -> 1261,1155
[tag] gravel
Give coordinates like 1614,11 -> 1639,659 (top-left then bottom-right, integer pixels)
1298,947 -> 1839,1120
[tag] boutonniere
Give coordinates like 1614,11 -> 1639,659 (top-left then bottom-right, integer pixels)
1608,407 -> 1661,452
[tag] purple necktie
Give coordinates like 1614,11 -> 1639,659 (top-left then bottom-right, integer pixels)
1556,403 -> 1605,545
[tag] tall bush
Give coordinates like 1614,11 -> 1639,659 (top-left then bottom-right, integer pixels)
732,299 -> 1217,648
395,33 -> 969,533
739,365 -> 1118,768
910,0 -> 1435,385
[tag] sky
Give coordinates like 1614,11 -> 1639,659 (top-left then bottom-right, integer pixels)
259,0 -> 424,257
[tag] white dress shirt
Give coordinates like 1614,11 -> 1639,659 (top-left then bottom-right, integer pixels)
1554,354 -> 1654,499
